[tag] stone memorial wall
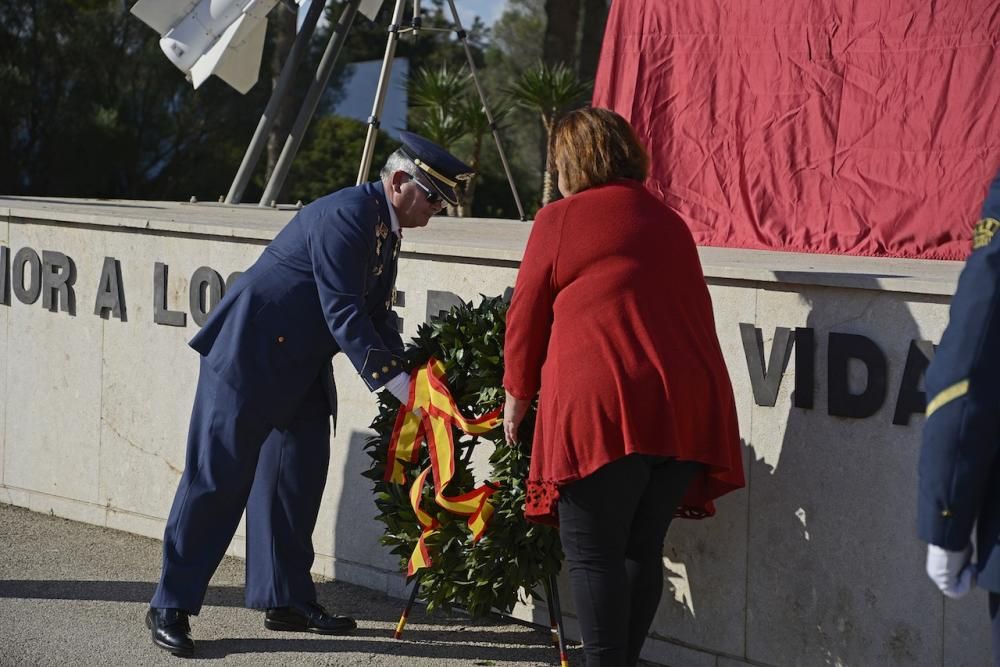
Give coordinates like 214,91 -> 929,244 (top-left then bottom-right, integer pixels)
0,197 -> 990,665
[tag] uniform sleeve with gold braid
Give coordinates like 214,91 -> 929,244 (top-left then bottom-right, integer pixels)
918,167 -> 1000,551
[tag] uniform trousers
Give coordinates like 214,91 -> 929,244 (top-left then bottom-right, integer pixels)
991,592 -> 1000,667
557,454 -> 702,667
151,357 -> 331,614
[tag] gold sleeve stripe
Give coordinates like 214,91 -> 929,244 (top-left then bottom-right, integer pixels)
973,217 -> 1000,249
926,380 -> 969,417
413,159 -> 457,188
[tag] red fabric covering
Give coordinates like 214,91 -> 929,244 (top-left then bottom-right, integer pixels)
593,1 -> 1000,260
503,181 -> 744,525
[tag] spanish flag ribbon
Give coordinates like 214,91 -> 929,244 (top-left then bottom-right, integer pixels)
384,358 -> 503,575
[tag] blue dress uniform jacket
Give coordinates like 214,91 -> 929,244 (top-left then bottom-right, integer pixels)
918,169 -> 1000,593
190,180 -> 405,427
151,180 -> 406,614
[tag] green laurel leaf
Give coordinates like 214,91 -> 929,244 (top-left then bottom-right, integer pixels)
364,294 -> 563,615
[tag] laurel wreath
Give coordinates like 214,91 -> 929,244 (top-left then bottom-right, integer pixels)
362,294 -> 563,616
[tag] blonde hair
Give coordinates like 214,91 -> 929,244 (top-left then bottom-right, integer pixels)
552,107 -> 649,195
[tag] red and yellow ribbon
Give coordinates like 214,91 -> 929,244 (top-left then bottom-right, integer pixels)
384,358 -> 502,575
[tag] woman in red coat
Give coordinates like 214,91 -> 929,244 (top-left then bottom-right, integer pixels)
503,107 -> 744,667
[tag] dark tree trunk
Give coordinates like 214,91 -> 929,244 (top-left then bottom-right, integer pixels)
541,0 -> 580,67
266,5 -> 297,181
577,0 -> 610,83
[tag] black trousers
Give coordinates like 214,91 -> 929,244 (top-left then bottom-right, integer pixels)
558,454 -> 702,667
991,592 -> 1000,667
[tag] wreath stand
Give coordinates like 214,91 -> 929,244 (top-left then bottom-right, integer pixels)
395,571 -> 569,667
391,444 -> 570,667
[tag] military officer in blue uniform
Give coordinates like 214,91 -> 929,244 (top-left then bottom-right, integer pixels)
145,132 -> 473,657
918,166 -> 1000,664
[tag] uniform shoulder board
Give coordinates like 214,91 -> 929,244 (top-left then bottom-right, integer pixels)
972,217 -> 1000,250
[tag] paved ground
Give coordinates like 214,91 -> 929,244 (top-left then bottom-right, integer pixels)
0,503 -> 581,666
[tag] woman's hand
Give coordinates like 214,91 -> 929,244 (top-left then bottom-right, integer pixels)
503,391 -> 530,446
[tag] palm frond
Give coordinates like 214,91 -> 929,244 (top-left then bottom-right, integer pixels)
503,61 -> 591,119
408,64 -> 471,109
410,106 -> 467,149
453,96 -> 512,136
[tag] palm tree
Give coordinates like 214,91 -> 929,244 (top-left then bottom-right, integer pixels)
407,64 -> 469,215
410,105 -> 467,151
407,64 -> 469,148
451,96 -> 511,216
408,63 -> 469,111
407,63 -> 512,216
505,61 -> 591,207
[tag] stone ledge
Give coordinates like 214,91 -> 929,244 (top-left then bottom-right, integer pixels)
0,196 -> 964,295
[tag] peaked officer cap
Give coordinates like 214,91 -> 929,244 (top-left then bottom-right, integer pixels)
398,131 -> 474,207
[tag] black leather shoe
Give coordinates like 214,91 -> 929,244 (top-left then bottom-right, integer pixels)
146,607 -> 194,657
264,601 -> 357,635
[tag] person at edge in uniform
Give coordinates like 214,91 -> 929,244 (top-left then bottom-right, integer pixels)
144,132 -> 473,657
918,166 -> 1000,666
502,107 -> 745,667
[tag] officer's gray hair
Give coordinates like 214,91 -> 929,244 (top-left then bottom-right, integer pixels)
381,149 -> 418,181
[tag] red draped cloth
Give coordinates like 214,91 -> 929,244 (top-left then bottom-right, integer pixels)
593,1 -> 1000,260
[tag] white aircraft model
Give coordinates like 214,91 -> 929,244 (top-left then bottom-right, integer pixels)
130,0 -> 307,94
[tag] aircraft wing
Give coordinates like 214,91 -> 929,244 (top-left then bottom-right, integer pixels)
130,0 -> 201,34
358,0 -> 385,21
189,13 -> 269,94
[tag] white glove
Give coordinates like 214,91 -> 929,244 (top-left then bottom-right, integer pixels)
384,373 -> 411,405
926,544 -> 976,599
383,373 -> 423,417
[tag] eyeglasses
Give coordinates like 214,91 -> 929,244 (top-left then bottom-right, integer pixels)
407,173 -> 443,205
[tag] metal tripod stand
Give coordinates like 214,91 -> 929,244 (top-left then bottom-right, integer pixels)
226,0 -> 362,207
356,0 -> 526,220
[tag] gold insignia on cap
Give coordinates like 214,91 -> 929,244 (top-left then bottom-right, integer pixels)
973,217 -> 1000,250
414,158 -> 457,188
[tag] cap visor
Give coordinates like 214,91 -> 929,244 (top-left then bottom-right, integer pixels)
427,177 -> 459,206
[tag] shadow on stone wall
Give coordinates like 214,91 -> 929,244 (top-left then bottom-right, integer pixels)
744,277 -> 931,666
332,429 -> 399,594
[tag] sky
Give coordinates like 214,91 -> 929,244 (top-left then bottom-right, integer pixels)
453,0 -> 507,28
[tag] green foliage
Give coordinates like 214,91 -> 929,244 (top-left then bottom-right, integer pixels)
410,105 -> 468,152
0,0 -> 581,218
406,63 -> 513,216
505,61 -> 592,206
282,115 -> 394,204
476,0 -> 548,216
408,64 -> 469,111
506,62 -> 592,130
345,0 -> 534,219
363,295 -> 562,616
0,0 -> 349,201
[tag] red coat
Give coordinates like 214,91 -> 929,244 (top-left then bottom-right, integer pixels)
503,180 -> 744,525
